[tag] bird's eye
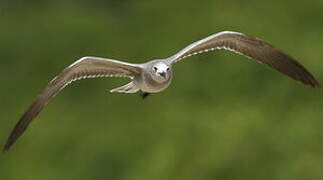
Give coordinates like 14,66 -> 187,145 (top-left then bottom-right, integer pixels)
153,67 -> 157,71
167,67 -> 170,71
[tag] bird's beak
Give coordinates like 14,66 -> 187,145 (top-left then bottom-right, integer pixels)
159,72 -> 166,78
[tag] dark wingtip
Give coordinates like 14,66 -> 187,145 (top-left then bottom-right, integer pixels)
303,73 -> 320,88
3,127 -> 22,152
3,127 -> 21,152
2,95 -> 47,152
310,81 -> 320,88
3,137 -> 14,152
2,111 -> 34,153
3,144 -> 10,153
312,77 -> 320,88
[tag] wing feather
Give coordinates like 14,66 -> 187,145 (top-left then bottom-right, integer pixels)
168,31 -> 319,87
3,56 -> 141,151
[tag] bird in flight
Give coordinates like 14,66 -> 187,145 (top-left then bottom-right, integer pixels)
3,31 -> 320,151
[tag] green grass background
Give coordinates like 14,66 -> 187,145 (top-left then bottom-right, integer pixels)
0,0 -> 323,179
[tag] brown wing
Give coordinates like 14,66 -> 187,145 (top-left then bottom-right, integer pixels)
168,31 -> 319,87
3,56 -> 141,151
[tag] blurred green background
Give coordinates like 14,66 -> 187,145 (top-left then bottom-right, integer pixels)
1,0 -> 323,179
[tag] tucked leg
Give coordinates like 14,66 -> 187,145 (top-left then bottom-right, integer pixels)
140,92 -> 150,99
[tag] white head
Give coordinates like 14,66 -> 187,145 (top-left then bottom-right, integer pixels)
150,62 -> 171,82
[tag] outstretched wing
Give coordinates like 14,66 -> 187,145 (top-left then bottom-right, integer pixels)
4,56 -> 141,151
167,31 -> 319,87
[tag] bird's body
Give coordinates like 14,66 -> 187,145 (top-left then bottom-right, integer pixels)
3,31 -> 320,151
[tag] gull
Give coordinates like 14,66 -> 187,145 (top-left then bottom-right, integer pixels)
3,31 -> 320,151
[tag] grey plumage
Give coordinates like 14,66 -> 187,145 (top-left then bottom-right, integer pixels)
3,31 -> 320,151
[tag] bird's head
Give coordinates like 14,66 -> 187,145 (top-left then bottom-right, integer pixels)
150,62 -> 172,83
